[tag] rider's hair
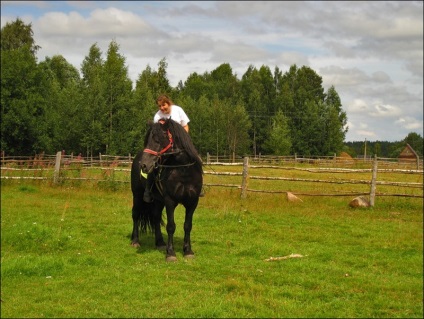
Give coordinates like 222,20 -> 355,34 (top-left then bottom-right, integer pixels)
156,94 -> 173,106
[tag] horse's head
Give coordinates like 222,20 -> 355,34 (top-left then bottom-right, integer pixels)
140,119 -> 172,174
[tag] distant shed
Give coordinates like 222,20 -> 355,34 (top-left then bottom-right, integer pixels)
398,143 -> 419,162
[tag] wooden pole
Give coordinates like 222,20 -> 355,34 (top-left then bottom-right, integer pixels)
240,157 -> 249,199
53,151 -> 62,184
364,138 -> 367,161
370,154 -> 378,207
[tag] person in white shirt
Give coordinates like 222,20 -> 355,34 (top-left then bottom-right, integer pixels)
154,94 -> 190,132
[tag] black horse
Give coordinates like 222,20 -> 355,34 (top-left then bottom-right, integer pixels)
130,118 -> 203,261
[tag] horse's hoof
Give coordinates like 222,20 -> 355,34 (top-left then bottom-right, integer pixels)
131,242 -> 140,247
166,255 -> 177,262
184,253 -> 195,259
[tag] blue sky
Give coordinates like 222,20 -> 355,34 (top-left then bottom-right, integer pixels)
1,0 -> 423,142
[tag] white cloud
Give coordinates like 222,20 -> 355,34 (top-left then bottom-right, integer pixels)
357,130 -> 377,139
370,104 -> 402,118
348,99 -> 369,113
395,117 -> 423,130
38,7 -> 156,37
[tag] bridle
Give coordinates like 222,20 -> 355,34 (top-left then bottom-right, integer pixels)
143,126 -> 195,169
143,129 -> 174,157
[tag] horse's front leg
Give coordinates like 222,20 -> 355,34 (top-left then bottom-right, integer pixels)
165,202 -> 178,262
183,199 -> 198,258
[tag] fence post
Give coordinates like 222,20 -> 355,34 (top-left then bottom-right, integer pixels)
370,154 -> 378,207
54,151 -> 62,184
206,152 -> 210,164
240,157 -> 249,199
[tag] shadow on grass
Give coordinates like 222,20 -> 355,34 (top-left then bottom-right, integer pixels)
125,233 -> 186,256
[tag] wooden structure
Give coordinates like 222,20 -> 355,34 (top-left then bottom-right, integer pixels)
398,144 -> 419,162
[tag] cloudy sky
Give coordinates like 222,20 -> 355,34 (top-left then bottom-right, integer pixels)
1,1 -> 423,142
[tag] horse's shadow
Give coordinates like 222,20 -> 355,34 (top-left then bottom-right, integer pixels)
125,233 -> 185,255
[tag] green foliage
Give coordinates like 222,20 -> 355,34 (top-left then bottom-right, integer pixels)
38,55 -> 85,154
263,109 -> 292,155
224,101 -> 252,155
1,42 -> 48,153
240,65 -> 272,156
80,44 -> 107,156
0,18 -> 40,55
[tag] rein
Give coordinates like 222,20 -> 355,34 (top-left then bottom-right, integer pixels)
158,162 -> 195,168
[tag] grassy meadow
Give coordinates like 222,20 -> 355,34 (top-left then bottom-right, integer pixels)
1,166 -> 423,318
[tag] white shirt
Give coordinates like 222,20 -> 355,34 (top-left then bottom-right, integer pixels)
153,104 -> 190,127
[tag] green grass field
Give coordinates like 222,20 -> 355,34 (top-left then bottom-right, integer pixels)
1,171 -> 423,318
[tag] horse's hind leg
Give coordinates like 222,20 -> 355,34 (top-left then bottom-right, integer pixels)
154,203 -> 166,250
131,208 -> 141,247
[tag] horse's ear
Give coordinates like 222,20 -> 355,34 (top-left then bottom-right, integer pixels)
158,118 -> 170,130
147,120 -> 154,128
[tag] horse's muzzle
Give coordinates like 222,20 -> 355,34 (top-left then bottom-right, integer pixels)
140,160 -> 159,174
141,163 -> 152,174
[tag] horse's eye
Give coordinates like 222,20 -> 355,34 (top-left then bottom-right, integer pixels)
153,135 -> 160,143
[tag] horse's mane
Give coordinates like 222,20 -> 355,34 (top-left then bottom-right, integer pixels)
166,119 -> 203,172
143,124 -> 152,148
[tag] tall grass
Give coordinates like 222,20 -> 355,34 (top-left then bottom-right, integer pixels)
1,176 -> 422,318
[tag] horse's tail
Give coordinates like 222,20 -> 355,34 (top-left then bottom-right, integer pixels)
138,202 -> 164,233
139,206 -> 152,233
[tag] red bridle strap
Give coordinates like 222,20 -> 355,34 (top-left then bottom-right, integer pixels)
143,130 -> 173,156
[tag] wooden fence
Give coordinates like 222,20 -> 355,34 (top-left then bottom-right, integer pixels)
1,152 -> 423,206
205,152 -> 423,170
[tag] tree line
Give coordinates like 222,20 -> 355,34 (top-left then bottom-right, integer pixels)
1,19 -> 422,158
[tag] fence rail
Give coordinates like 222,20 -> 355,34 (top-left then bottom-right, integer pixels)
204,152 -> 423,170
2,151 -> 423,169
1,153 -> 423,206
